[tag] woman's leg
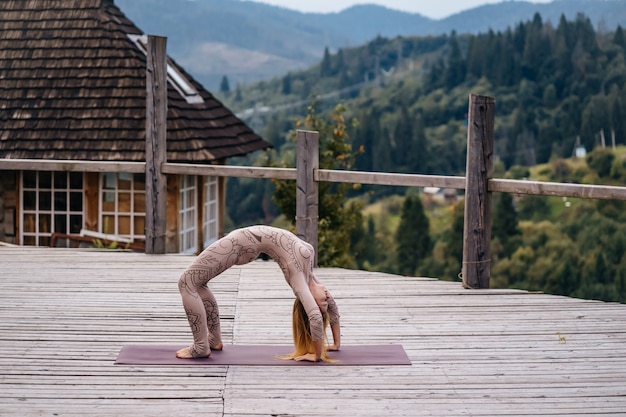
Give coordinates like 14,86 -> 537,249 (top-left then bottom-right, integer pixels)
197,283 -> 223,350
177,269 -> 219,358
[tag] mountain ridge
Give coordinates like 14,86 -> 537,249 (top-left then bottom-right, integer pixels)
114,0 -> 626,89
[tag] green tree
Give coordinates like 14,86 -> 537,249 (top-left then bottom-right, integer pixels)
272,101 -> 363,267
492,192 -> 521,258
395,195 -> 431,276
219,75 -> 230,94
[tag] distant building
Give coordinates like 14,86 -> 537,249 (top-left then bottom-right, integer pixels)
0,0 -> 271,253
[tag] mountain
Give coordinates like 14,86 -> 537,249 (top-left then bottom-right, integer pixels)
114,0 -> 626,89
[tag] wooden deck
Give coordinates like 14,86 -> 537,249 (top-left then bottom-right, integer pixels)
1,246 -> 626,416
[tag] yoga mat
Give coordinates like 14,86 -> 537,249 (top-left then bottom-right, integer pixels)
115,344 -> 411,366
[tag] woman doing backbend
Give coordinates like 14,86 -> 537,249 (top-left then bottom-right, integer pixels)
176,225 -> 340,362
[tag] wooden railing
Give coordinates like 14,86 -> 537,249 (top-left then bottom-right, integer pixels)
3,35 -> 626,289
3,96 -> 626,288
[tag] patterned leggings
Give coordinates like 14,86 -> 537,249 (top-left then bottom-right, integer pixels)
178,269 -> 222,357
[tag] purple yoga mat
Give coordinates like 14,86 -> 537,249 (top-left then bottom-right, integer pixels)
115,344 -> 411,366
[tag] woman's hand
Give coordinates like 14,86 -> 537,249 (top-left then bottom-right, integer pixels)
294,353 -> 319,362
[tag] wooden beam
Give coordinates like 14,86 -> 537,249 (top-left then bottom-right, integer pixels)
462,94 -> 495,289
162,162 -> 296,180
296,130 -> 319,266
317,169 -> 466,189
145,35 -> 168,255
0,159 -> 144,173
490,178 -> 626,201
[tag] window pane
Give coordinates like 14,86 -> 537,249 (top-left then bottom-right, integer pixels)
23,213 -> 36,233
118,193 -> 131,213
54,172 -> 67,189
39,172 -> 52,189
23,235 -> 36,246
103,215 -> 115,234
39,191 -> 51,210
102,192 -> 115,211
55,214 -> 67,233
118,216 -> 130,234
103,173 -> 116,190
134,216 -> 145,235
24,191 -> 36,210
118,173 -> 132,190
39,236 -> 50,247
70,215 -> 82,234
70,192 -> 83,211
134,193 -> 145,212
54,191 -> 67,211
69,172 -> 83,189
133,173 -> 145,187
39,214 -> 51,233
23,171 -> 36,188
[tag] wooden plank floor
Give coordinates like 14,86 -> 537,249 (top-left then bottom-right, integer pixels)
1,246 -> 626,416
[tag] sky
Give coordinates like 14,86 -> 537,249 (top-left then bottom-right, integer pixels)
251,0 -> 553,19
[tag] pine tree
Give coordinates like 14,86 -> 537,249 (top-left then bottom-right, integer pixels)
492,193 -> 521,258
219,75 -> 230,94
395,195 -> 431,276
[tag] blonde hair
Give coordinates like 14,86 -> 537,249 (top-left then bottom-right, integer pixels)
278,297 -> 336,362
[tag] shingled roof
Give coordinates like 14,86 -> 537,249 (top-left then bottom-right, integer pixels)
0,0 -> 270,162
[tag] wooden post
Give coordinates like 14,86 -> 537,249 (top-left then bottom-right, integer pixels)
296,130 -> 319,266
145,35 -> 168,254
462,94 -> 495,289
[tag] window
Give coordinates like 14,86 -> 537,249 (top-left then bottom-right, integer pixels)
203,176 -> 219,247
100,173 -> 146,241
20,171 -> 84,246
128,34 -> 204,104
179,175 -> 197,254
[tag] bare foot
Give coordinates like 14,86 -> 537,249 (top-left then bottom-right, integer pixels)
211,342 -> 223,351
175,346 -> 209,359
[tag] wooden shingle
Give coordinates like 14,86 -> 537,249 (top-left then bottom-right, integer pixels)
0,0 -> 270,162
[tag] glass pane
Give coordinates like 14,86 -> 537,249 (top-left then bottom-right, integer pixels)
55,214 -> 67,233
54,191 -> 67,211
118,173 -> 132,190
102,192 -> 115,211
187,190 -> 194,207
39,236 -> 50,246
186,211 -> 194,228
118,216 -> 130,235
69,172 -> 83,189
70,215 -> 82,234
118,193 -> 131,213
70,192 -> 83,212
23,213 -> 36,233
23,235 -> 36,246
39,172 -> 52,189
133,173 -> 146,187
103,173 -> 116,190
39,214 -> 51,233
134,216 -> 145,235
102,215 -> 115,234
39,191 -> 51,210
23,171 -> 37,189
209,202 -> 216,218
134,193 -> 145,212
54,172 -> 67,189
24,191 -> 36,210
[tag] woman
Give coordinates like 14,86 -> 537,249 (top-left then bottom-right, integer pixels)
176,225 -> 341,362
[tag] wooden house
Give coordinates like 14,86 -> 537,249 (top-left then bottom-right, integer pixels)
0,0 -> 271,253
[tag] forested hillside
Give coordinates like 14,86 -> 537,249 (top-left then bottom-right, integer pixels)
223,12 -> 626,303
